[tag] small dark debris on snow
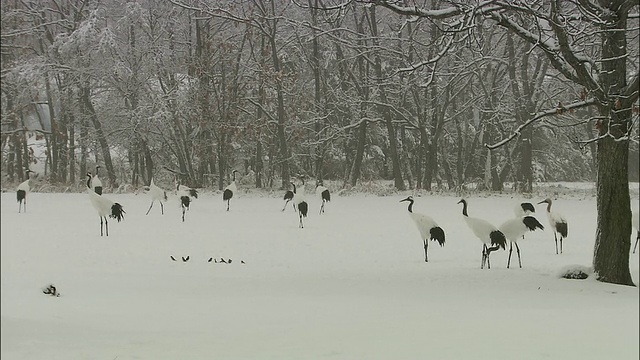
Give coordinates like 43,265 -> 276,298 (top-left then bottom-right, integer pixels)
43,284 -> 60,297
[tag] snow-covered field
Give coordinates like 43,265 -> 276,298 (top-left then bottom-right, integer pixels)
1,188 -> 639,360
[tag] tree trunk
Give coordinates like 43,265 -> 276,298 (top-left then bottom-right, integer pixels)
369,6 -> 404,190
592,2 -> 633,286
81,86 -> 117,188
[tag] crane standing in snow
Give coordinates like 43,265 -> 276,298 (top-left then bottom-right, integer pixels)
144,178 -> 168,215
16,169 -> 34,213
400,196 -> 445,262
499,216 -> 545,268
175,177 -> 198,222
86,173 -> 125,236
223,170 -> 238,211
538,198 -> 568,254
282,182 -> 297,211
457,199 -> 507,269
315,180 -> 331,215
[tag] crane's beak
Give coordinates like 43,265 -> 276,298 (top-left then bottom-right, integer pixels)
457,199 -> 464,204
537,200 -> 547,204
399,198 -> 408,202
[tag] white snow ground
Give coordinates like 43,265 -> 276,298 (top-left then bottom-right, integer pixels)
1,189 -> 638,360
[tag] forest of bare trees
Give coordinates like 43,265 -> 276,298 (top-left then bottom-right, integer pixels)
2,1 -> 639,284
3,0 -> 636,191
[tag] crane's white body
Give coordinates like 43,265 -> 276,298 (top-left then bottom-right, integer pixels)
88,186 -> 115,217
408,212 -> 439,240
17,178 -> 30,192
500,217 -> 534,242
145,178 -> 168,215
499,216 -> 544,268
463,216 -> 500,245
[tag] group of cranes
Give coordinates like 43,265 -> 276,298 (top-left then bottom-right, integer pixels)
13,166 -> 636,257
281,176 -> 332,228
401,197 -> 575,269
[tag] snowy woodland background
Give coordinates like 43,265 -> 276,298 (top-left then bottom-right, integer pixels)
1,0 -> 638,193
2,1 -> 640,359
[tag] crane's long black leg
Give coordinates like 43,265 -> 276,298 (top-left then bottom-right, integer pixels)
424,240 -> 428,262
24,199 -> 27,213
507,242 -> 513,269
554,232 -> 558,254
516,242 -> 522,268
226,200 -> 230,211
100,217 -> 104,236
299,213 -> 304,228
634,232 -> 639,254
282,200 -> 289,211
160,201 -> 164,215
146,201 -> 154,215
181,206 -> 186,222
481,244 -> 487,269
560,237 -> 563,254
105,217 -> 109,236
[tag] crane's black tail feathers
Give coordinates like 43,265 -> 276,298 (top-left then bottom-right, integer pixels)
322,190 -> 331,202
94,186 -> 103,195
181,196 -> 191,209
189,189 -> 198,198
223,189 -> 233,201
430,226 -> 446,246
284,190 -> 294,201
556,222 -> 568,238
110,203 -> 125,222
521,202 -> 535,213
17,190 -> 26,203
489,230 -> 507,250
523,216 -> 544,231
298,201 -> 309,217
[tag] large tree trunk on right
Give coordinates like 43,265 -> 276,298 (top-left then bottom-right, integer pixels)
592,1 -> 633,286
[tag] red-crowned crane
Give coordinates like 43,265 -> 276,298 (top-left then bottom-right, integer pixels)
223,170 -> 238,211
144,178 -> 168,215
16,169 -> 34,213
91,165 -> 103,195
86,173 -> 125,236
282,182 -> 297,212
175,177 -> 198,222
632,208 -> 639,254
316,180 -> 331,215
538,198 -> 568,254
457,199 -> 507,269
400,196 -> 445,262
498,216 -> 544,268
294,176 -> 308,228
